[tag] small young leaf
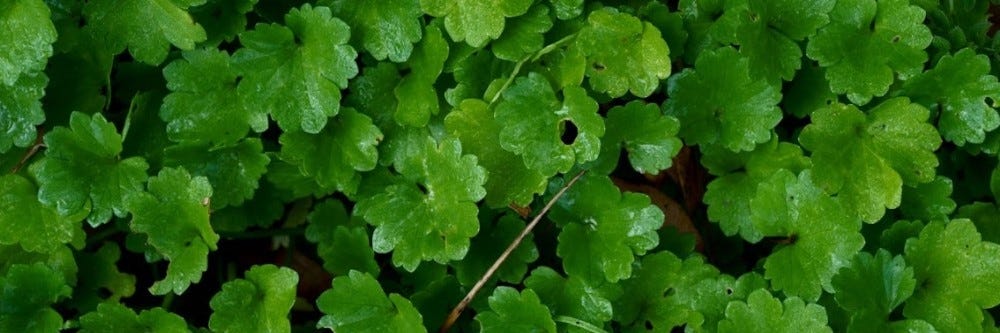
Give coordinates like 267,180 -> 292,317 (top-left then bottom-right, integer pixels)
574,8 -> 671,98
209,265 -> 299,333
30,112 -> 149,226
161,48 -> 267,146
664,47 -> 782,152
0,263 -> 71,333
805,0 -> 932,104
420,0 -> 533,47
899,48 -> 1000,145
718,289 -> 832,333
233,4 -> 358,133
356,136 -> 486,271
0,175 -> 82,253
597,101 -> 682,175
329,0 -> 423,62
82,0 -> 207,64
831,250 -> 921,332
476,287 -> 556,333
79,302 -> 189,333
127,167 -> 218,295
551,174 -> 662,283
279,108 -> 382,196
305,200 -> 379,276
317,270 -> 426,332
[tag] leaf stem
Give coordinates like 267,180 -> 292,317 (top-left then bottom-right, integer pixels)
439,170 -> 587,333
554,315 -> 610,333
488,33 -> 578,106
9,127 -> 45,174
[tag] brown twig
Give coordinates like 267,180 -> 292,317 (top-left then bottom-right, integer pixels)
10,127 -> 46,174
439,169 -> 587,333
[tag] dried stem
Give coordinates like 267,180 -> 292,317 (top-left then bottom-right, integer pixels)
439,169 -> 587,333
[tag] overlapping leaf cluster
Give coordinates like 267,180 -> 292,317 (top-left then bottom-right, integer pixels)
4,0 -> 1000,332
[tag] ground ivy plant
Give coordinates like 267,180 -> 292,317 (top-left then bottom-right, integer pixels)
4,0 -> 1000,332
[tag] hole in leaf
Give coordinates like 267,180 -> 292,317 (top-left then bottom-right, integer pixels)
725,287 -> 734,295
593,62 -> 606,71
561,120 -> 579,145
416,183 -> 429,195
891,35 -> 901,43
645,321 -> 654,330
988,97 -> 996,107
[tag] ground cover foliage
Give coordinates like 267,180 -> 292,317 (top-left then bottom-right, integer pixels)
4,0 -> 1000,332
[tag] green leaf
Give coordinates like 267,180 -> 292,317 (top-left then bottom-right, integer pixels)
904,220 -> 1000,333
452,213 -> 538,287
420,0 -> 533,47
0,263 -> 71,333
613,251 -> 726,332
0,174 -> 82,253
161,48 -> 267,146
668,272 -> 771,332
0,0 -> 56,86
495,72 -> 603,177
164,138 -> 270,209
551,174 -> 662,283
717,289 -> 832,333
899,48 -> 1000,145
30,112 -> 149,226
524,266 -> 622,328
444,98 -> 547,208
329,0 -> 423,62
70,244 -> 137,312
209,265 -> 299,333
0,244 -> 77,287
0,72 -> 46,153
597,101 -> 682,174
279,108 -> 381,196
476,287 -> 557,333
492,4 -> 553,61
82,0 -> 207,65
750,170 -> 864,301
716,0 -> 835,81
190,0 -> 259,45
664,47 -> 782,151
356,137 -> 486,271
317,270 -> 426,333
393,24 -> 449,127
549,0 -> 582,19
955,203 -> 1000,245
79,302 -> 189,333
900,176 -> 956,222
799,98 -> 941,222
127,167 -> 218,295
305,200 -> 379,276
574,8 -> 671,98
233,4 -> 358,133
805,0 -> 932,104
831,250 -> 925,332
703,138 -> 810,242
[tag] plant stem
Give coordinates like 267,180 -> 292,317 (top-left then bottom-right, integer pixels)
439,170 -> 587,333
